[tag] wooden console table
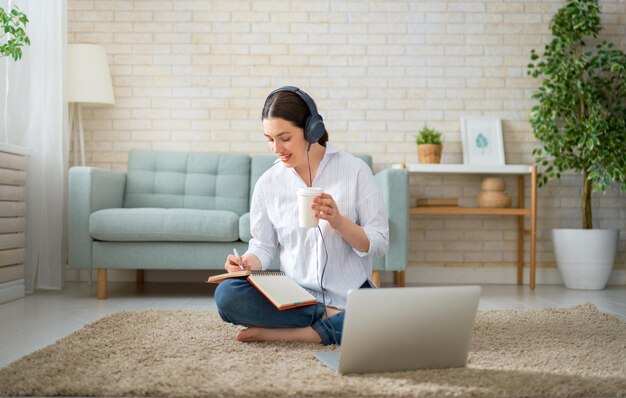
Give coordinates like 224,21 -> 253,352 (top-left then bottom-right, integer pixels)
397,163 -> 537,288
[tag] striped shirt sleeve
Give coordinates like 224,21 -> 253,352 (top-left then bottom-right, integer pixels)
352,164 -> 389,258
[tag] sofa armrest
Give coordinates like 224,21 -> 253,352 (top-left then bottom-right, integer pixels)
374,168 -> 409,271
68,167 -> 127,268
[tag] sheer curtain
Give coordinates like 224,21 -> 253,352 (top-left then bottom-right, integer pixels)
1,0 -> 67,291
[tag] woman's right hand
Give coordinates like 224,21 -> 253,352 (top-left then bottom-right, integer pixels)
224,254 -> 252,273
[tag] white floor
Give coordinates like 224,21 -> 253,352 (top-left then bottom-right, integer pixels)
1,281 -> 625,368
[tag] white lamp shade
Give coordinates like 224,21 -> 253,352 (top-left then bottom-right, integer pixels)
67,43 -> 115,106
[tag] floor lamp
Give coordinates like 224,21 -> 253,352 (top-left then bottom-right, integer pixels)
67,44 -> 115,166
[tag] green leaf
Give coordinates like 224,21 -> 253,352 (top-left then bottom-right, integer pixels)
415,125 -> 443,145
0,5 -> 30,61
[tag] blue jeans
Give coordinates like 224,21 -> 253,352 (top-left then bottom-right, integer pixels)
215,278 -> 372,345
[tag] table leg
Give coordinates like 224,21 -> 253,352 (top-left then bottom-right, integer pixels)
517,175 -> 525,285
530,165 -> 538,289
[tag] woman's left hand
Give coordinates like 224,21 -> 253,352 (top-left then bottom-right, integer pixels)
313,193 -> 344,230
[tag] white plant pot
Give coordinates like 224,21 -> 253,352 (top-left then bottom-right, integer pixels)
552,229 -> 619,290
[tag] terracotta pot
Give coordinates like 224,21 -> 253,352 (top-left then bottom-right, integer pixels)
417,144 -> 442,164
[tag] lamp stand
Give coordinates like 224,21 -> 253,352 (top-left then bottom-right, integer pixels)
68,102 -> 86,166
68,102 -> 92,286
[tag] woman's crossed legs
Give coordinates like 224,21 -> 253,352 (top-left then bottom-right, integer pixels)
214,278 -> 344,345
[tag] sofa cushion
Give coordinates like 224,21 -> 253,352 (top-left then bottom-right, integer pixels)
239,212 -> 252,242
89,208 -> 239,242
124,150 -> 250,216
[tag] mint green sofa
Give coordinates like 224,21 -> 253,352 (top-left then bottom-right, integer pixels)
68,149 -> 408,298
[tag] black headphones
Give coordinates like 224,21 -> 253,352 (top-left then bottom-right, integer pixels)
266,86 -> 326,147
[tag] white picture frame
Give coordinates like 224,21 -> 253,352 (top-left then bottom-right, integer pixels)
460,117 -> 505,165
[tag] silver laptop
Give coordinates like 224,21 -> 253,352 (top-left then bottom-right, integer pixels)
314,285 -> 481,374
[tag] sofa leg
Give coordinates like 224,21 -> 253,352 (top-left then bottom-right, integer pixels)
371,271 -> 381,288
394,271 -> 406,287
136,269 -> 144,284
97,269 -> 107,299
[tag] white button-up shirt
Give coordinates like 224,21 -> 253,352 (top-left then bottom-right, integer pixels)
246,144 -> 389,309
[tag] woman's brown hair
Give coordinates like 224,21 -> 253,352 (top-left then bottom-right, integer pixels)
261,90 -> 329,147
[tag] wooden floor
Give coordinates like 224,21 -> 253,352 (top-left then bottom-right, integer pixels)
1,281 -> 625,368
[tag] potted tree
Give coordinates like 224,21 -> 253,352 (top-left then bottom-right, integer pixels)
528,0 -> 625,289
415,125 -> 443,164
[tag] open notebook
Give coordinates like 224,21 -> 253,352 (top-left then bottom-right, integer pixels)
207,271 -> 317,311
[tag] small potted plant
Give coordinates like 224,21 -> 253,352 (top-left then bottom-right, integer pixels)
528,0 -> 625,289
415,126 -> 443,164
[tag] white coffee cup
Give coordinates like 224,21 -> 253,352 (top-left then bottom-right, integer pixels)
297,187 -> 323,228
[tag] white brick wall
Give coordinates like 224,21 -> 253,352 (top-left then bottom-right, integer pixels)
68,0 -> 625,272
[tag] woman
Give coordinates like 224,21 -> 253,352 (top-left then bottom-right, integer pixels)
215,87 -> 389,345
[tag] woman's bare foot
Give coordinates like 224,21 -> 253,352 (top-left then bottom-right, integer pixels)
235,326 -> 321,343
234,306 -> 341,343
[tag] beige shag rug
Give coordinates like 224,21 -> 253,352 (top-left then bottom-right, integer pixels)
0,304 -> 625,397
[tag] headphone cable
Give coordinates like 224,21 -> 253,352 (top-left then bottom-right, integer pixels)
306,147 -> 312,187
316,225 -> 337,345
307,147 -> 338,345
